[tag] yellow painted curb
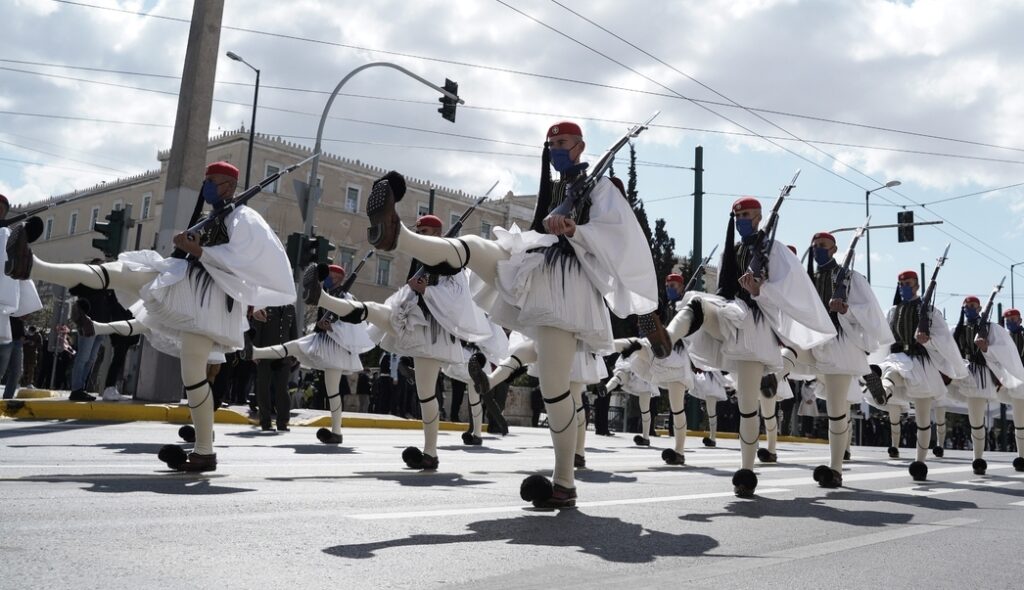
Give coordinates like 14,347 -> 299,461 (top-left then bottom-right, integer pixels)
14,389 -> 56,399
652,428 -> 828,445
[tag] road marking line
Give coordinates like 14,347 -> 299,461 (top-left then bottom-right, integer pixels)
1011,500 -> 1024,506
348,488 -> 793,520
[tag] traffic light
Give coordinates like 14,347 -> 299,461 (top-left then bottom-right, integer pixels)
311,235 -> 335,265
92,209 -> 128,258
897,210 -> 914,243
285,232 -> 305,269
437,79 -> 459,123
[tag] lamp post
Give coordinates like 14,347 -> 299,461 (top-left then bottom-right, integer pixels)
1012,260 -> 1024,308
292,61 -> 463,322
864,179 -> 901,284
226,51 -> 260,190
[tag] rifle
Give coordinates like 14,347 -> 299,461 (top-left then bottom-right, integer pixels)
547,111 -> 660,219
409,195 -> 486,283
747,169 -> 801,281
917,243 -> 951,336
976,275 -> 1006,340
831,215 -> 870,305
683,244 -> 718,293
172,152 -> 318,258
3,200 -> 70,228
316,249 -> 375,330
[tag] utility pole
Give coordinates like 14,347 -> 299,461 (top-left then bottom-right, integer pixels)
138,0 -> 224,402
692,146 -> 704,290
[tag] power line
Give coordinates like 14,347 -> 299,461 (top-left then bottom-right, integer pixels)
0,138 -> 129,174
11,61 -> 1024,169
43,0 -> 1024,156
537,0 -> 1017,269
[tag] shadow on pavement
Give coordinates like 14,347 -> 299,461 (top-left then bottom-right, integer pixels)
12,473 -> 254,495
276,444 -> 359,455
572,470 -> 638,484
267,471 -> 493,488
323,510 -> 719,563
679,489 -> 975,526
436,445 -> 517,455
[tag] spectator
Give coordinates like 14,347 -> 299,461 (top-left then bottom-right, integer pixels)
449,376 -> 466,423
531,386 -> 545,428
356,369 -> 372,414
21,325 -> 43,387
2,316 -> 26,399
54,325 -> 75,391
250,305 -> 297,431
798,379 -> 820,438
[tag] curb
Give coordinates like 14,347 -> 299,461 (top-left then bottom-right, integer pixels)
0,398 -> 470,432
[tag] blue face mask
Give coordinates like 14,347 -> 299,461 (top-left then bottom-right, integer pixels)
323,275 -> 334,290
899,285 -> 915,302
813,247 -> 832,266
666,286 -> 680,302
963,307 -> 980,322
201,179 -> 223,206
1007,320 -> 1023,334
549,148 -> 576,173
735,218 -> 755,238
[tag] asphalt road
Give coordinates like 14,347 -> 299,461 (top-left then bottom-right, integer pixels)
2,419 -> 1022,590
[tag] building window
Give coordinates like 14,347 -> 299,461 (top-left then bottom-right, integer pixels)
480,221 -> 492,238
417,203 -> 430,217
113,199 -> 124,211
339,247 -> 356,274
376,258 -> 391,286
265,163 -> 282,192
142,192 -> 153,218
345,186 -> 360,213
44,217 -> 54,241
90,207 -> 100,229
68,210 -> 79,236
450,212 -> 461,229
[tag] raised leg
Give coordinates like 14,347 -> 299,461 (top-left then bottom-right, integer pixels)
32,258 -> 156,293
394,224 -> 508,286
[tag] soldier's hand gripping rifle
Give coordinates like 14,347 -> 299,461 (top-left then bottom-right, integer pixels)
171,152 -> 318,259
917,243 -> 951,337
976,275 -> 1006,340
830,215 -> 870,307
545,111 -> 660,221
683,244 -> 718,293
746,169 -> 801,281
408,195 -> 486,284
316,249 -> 375,330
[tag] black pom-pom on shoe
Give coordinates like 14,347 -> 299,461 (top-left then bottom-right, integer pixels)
633,434 -> 650,447
757,448 -> 777,463
888,446 -> 900,459
932,445 -> 944,458
909,461 -> 928,481
520,474 -> 553,503
662,448 -> 685,465
178,425 -> 196,443
972,458 -> 987,476
1014,457 -> 1024,472
316,428 -> 343,444
158,444 -> 188,470
402,446 -> 423,466
732,468 -> 758,498
461,431 -> 483,446
813,465 -> 842,488
702,436 -> 716,448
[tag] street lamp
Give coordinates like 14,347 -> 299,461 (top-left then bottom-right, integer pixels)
227,51 -> 260,190
864,179 -> 901,284
1011,260 -> 1024,308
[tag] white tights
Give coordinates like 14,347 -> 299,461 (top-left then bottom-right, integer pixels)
760,395 -> 778,454
823,374 -> 853,472
571,382 -> 586,458
911,398 -> 934,462
734,360 -> 764,470
667,382 -> 687,454
180,332 -> 215,455
966,397 -> 988,460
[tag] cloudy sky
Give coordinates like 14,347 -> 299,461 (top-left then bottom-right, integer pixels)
3,0 -> 1024,314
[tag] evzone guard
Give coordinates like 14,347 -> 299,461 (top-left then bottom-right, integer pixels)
944,288 -> 1024,475
661,186 -> 837,497
782,229 -> 893,487
870,262 -> 968,481
307,204 -> 494,471
242,263 -> 375,446
441,322 -> 510,446
996,308 -> 1024,472
355,120 -> 669,508
4,161 -> 296,471
604,341 -> 662,448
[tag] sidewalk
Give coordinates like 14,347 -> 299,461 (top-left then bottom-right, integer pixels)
0,388 -> 828,444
